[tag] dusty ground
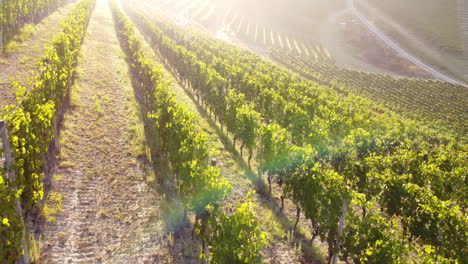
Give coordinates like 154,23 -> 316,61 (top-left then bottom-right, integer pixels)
38,0 -> 172,263
0,2 -> 78,109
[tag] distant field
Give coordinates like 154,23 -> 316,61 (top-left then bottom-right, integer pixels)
148,0 -> 343,29
148,0 -> 346,61
367,0 -> 463,53
226,0 -> 346,27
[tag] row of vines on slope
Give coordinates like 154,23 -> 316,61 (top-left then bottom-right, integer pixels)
0,0 -> 95,262
270,50 -> 468,134
125,5 -> 467,263
128,8 -> 266,168
129,1 -> 467,211
0,0 -> 68,50
110,3 -> 267,263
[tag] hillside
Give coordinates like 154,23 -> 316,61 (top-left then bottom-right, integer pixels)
355,0 -> 468,83
367,0 -> 462,53
0,0 -> 467,263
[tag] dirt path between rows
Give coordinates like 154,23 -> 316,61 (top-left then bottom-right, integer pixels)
38,0 -> 168,263
0,2 -> 78,109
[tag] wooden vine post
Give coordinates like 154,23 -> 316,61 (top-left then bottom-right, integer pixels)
331,199 -> 348,264
0,0 -> 3,51
0,120 -> 30,264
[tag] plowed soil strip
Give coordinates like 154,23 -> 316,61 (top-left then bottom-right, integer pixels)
39,0 -> 165,263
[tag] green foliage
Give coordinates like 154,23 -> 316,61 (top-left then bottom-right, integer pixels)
404,184 -> 467,262
14,24 -> 36,42
183,165 -> 231,215
257,123 -> 290,177
270,51 -> 468,133
0,176 -> 23,263
342,201 -> 409,264
0,0 -> 95,261
235,102 -> 261,163
125,9 -> 264,166
197,193 -> 267,264
0,0 -> 68,51
122,4 -> 467,263
111,3 -> 231,220
285,162 -> 351,257
6,0 -> 95,209
414,245 -> 459,264
4,40 -> 20,53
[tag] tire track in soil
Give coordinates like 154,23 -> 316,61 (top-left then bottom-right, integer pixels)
39,0 -> 167,263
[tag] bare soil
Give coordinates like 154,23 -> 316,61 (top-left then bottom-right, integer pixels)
38,0 -> 171,263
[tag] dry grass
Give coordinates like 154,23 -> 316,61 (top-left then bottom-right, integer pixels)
42,191 -> 63,222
